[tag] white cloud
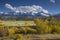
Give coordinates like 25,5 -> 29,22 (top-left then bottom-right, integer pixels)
5,3 -> 49,16
5,3 -> 14,10
42,9 -> 48,13
50,0 -> 55,3
5,12 -> 9,14
41,13 -> 49,17
0,12 -> 3,14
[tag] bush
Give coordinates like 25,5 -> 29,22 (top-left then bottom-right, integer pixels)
16,34 -> 23,40
34,18 -> 52,34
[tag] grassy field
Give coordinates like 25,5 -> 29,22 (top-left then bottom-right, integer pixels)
0,17 -> 60,40
23,34 -> 60,40
0,20 -> 36,26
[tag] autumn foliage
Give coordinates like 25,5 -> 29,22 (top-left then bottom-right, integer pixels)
0,17 -> 60,40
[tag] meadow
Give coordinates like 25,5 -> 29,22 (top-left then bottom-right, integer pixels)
0,17 -> 60,40
0,20 -> 36,26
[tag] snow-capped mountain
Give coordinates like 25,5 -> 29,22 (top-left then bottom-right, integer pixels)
0,12 -> 50,20
0,12 -> 49,16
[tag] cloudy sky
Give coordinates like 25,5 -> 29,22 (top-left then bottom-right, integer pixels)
0,0 -> 60,15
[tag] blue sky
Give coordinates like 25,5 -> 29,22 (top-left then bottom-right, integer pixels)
0,0 -> 60,15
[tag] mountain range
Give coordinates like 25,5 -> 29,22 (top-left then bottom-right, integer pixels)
53,13 -> 60,20
0,12 -> 60,20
